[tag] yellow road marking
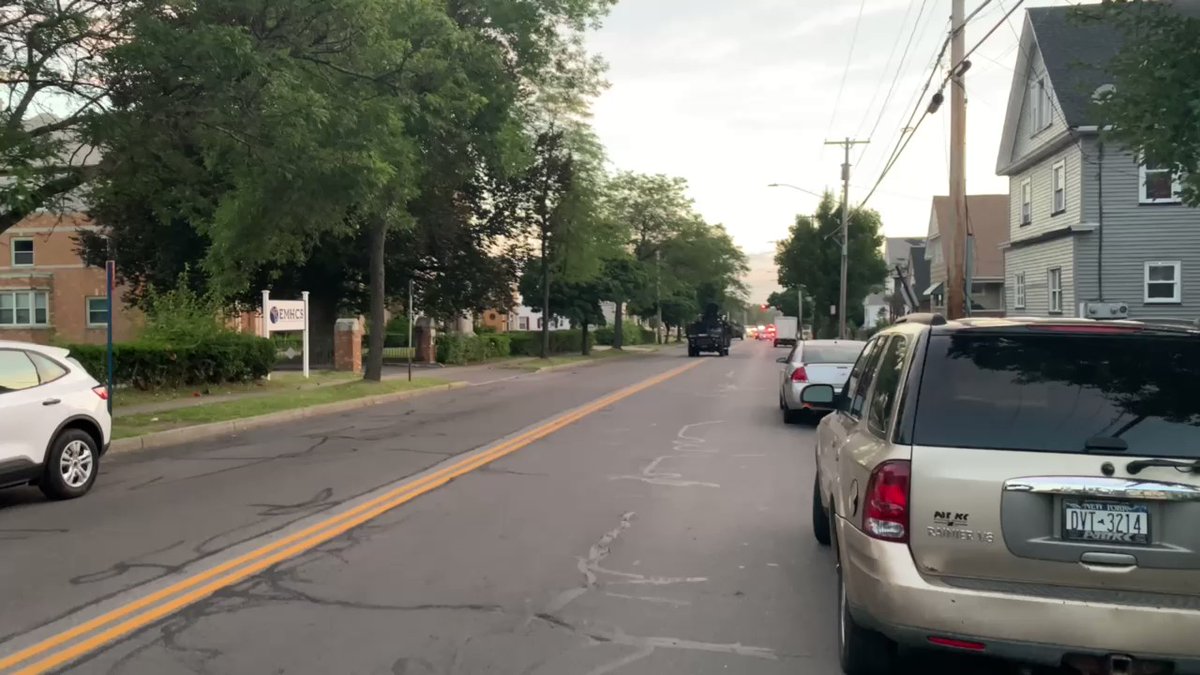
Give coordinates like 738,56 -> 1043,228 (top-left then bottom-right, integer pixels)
2,359 -> 702,675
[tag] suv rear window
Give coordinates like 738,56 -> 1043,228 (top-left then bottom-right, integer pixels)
801,343 -> 865,364
913,332 -> 1200,458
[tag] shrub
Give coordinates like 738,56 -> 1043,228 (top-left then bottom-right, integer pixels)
139,282 -> 228,345
435,333 -> 511,365
67,333 -> 276,390
594,323 -> 645,346
507,330 -> 592,356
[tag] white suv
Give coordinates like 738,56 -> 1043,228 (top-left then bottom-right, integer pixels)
0,341 -> 112,499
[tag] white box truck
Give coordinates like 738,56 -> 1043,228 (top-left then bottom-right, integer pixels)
774,316 -> 798,347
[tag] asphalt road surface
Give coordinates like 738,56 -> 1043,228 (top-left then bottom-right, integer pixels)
0,342 -> 1065,675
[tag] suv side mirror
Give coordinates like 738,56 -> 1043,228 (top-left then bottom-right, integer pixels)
800,384 -> 836,408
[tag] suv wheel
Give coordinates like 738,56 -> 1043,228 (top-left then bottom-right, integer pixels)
837,565 -> 895,674
812,476 -> 831,546
40,429 -> 99,500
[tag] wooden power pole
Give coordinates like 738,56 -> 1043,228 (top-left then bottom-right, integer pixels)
947,0 -> 969,319
824,137 -> 869,338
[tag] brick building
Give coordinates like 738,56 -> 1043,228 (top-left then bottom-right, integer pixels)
0,213 -> 140,345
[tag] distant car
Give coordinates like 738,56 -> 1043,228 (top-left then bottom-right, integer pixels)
778,339 -> 865,424
0,341 -> 111,499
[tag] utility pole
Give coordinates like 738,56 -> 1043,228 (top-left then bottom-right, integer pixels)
655,249 -> 663,345
824,137 -> 869,339
947,0 -> 969,319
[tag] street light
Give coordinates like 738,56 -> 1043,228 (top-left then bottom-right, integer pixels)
767,183 -> 826,199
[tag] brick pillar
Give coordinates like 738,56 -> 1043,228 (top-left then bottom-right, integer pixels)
333,318 -> 363,373
414,319 -> 437,364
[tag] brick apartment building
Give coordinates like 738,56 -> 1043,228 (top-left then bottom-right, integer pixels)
0,213 -> 139,345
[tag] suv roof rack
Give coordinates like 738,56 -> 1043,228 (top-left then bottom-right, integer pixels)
894,312 -> 947,326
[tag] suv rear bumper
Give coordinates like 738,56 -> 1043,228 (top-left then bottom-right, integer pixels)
838,518 -> 1200,672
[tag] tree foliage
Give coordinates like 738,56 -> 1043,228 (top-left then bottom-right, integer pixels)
775,195 -> 887,337
1086,2 -> 1200,205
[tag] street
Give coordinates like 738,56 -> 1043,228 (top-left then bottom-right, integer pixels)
2,342 -> 1041,675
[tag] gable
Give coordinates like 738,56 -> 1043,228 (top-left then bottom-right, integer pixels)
996,16 -> 1070,174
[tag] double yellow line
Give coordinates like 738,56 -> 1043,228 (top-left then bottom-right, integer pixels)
0,359 -> 701,675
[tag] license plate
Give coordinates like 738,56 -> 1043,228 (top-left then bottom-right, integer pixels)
1063,500 -> 1150,545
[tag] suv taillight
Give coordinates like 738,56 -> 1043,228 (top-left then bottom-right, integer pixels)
92,385 -> 109,401
863,460 -> 910,542
790,366 -> 808,383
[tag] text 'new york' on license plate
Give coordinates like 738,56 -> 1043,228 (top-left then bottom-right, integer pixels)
1063,500 -> 1150,545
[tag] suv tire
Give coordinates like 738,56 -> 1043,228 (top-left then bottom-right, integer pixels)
40,429 -> 100,500
812,476 -> 831,546
838,564 -> 895,675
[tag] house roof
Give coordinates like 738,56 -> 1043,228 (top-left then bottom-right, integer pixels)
909,244 -> 930,293
1026,6 -> 1124,128
930,195 -> 1008,280
884,237 -> 924,268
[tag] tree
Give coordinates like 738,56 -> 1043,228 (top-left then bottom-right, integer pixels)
765,290 -> 815,323
0,0 -> 127,234
1085,2 -> 1200,206
775,194 -> 887,338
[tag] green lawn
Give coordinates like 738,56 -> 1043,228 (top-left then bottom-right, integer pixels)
114,371 -> 360,410
114,377 -> 448,439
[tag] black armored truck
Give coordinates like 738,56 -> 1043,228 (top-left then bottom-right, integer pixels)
686,304 -> 732,357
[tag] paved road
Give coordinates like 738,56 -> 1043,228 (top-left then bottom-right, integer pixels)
0,342 -> 1059,674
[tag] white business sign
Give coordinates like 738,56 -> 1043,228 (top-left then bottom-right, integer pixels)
266,300 -> 306,332
261,290 -> 311,378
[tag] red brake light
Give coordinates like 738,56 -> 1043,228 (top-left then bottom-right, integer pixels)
927,636 -> 986,652
790,366 -> 809,383
863,460 -> 910,542
92,386 -> 109,401
1030,324 -> 1140,334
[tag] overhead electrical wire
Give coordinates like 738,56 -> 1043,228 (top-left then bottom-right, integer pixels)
852,0 -> 921,142
859,0 -> 1028,208
822,0 -> 868,158
854,0 -> 931,166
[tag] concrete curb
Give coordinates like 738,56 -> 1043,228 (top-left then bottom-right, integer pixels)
109,382 -> 469,455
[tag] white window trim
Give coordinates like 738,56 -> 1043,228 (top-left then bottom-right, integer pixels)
1032,76 -> 1052,132
1051,160 -> 1066,215
1019,178 -> 1032,225
10,238 -> 34,267
1144,261 -> 1182,304
1048,268 -> 1063,314
1139,162 -> 1182,204
1014,272 -> 1026,309
0,289 -> 50,328
86,297 -> 110,327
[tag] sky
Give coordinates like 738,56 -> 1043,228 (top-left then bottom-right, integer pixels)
585,0 -> 1076,302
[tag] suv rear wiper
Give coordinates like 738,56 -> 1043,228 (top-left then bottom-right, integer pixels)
1126,458 -> 1200,475
1084,436 -> 1128,452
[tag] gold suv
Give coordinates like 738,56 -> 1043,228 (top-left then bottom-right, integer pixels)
804,314 -> 1200,675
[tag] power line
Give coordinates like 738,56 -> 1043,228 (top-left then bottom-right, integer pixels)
855,0 -> 931,165
822,0 -> 868,157
939,0 -> 1026,91
853,0 -> 920,141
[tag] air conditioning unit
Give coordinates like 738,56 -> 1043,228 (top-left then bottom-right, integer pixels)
1084,302 -> 1129,319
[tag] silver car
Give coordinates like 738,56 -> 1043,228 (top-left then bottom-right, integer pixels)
777,339 -> 865,424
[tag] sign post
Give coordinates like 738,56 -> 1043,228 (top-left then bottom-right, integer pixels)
261,290 -> 310,379
105,260 -> 115,414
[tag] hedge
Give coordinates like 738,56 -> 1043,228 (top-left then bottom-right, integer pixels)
67,333 -> 276,390
435,333 -> 511,365
508,330 -> 593,356
595,323 -> 653,347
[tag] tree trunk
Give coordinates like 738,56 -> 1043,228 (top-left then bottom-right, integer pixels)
364,217 -> 387,382
540,230 -> 550,360
307,291 -> 337,368
581,320 -> 590,356
613,300 -> 624,350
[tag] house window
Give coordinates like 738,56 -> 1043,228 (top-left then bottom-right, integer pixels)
1145,261 -> 1181,304
1032,77 -> 1052,131
518,316 -> 529,331
1014,273 -> 1026,309
1051,160 -> 1066,215
537,317 -> 544,329
1140,161 -> 1182,204
0,290 -> 49,327
1047,268 -> 1063,313
1020,178 -> 1032,225
11,239 -> 33,267
87,297 -> 110,327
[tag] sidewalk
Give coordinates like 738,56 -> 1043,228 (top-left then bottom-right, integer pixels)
113,346 -> 679,419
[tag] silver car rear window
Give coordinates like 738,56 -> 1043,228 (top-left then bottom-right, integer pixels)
801,343 -> 865,364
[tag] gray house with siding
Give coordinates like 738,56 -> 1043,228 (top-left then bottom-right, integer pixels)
997,6 -> 1200,322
